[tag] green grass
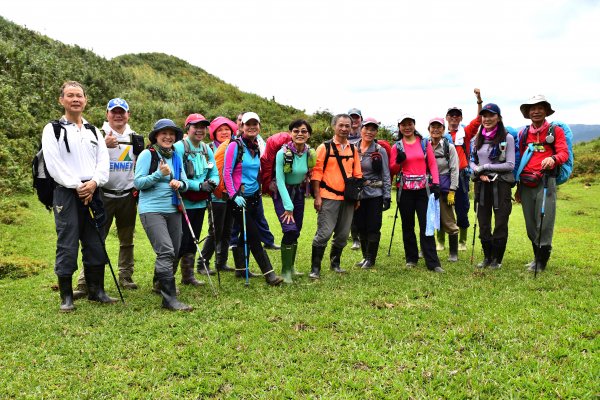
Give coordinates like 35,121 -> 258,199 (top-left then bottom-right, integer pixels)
0,180 -> 598,399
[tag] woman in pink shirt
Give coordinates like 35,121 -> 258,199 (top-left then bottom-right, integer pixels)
390,114 -> 443,272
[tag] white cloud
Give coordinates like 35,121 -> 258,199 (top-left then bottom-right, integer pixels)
2,0 -> 599,128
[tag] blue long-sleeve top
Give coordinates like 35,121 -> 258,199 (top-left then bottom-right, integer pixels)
224,139 -> 260,197
275,147 -> 309,211
173,138 -> 219,209
134,148 -> 188,214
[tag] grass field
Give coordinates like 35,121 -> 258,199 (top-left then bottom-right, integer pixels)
0,180 -> 598,399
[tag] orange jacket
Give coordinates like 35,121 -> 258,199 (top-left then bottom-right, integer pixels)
311,139 -> 362,200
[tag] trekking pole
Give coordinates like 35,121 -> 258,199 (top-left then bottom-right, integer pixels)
242,202 -> 250,287
206,197 -> 220,287
87,207 -> 125,303
470,183 -> 480,268
534,173 -> 549,278
387,201 -> 400,256
174,188 -> 217,296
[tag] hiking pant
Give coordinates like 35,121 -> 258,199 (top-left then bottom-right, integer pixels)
439,192 -> 459,235
520,176 -> 557,247
140,212 -> 181,279
201,200 -> 234,267
354,196 -> 383,240
230,195 -> 276,247
179,207 -> 206,256
476,181 -> 513,242
272,185 -> 305,245
312,199 -> 355,249
399,188 -> 440,269
102,192 -> 136,279
231,192 -> 270,263
53,186 -> 106,277
455,170 -> 470,229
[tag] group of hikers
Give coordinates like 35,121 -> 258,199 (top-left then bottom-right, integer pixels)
41,81 -> 570,312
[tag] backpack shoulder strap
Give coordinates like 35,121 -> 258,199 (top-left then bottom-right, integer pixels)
83,123 -> 98,140
322,140 -> 332,171
148,148 -> 159,174
50,120 -> 70,153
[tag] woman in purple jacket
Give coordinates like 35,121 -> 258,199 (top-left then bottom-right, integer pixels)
469,103 -> 515,269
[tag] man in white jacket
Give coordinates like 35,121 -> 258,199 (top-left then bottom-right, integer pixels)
74,98 -> 141,295
42,81 -> 113,312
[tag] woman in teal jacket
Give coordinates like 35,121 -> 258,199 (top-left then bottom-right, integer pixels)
134,119 -> 191,311
173,114 -> 219,287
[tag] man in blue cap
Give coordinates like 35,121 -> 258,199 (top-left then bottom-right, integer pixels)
74,97 -> 142,297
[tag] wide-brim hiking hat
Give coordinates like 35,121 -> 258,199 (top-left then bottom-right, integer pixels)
480,103 -> 502,117
241,112 -> 260,124
520,94 -> 555,119
209,116 -> 237,141
361,117 -> 380,128
107,98 -> 129,112
185,113 -> 210,128
428,117 -> 445,127
397,113 -> 416,125
348,108 -> 362,118
149,118 -> 183,144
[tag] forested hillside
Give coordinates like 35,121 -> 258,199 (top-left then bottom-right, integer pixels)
0,16 -> 334,196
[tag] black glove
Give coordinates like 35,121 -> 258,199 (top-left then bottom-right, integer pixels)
430,184 -> 440,200
382,198 -> 391,211
371,152 -> 383,173
396,149 -> 406,164
200,179 -> 217,193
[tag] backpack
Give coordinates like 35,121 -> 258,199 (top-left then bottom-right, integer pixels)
394,132 -> 428,185
260,132 -> 291,195
516,121 -> 573,185
319,140 -> 357,196
181,138 -> 209,179
213,138 -> 245,199
427,136 -> 451,167
32,120 -> 98,211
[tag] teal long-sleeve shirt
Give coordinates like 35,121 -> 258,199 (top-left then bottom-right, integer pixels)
134,149 -> 189,214
173,138 -> 219,209
275,148 -> 309,211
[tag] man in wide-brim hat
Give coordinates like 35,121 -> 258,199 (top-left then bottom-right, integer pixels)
516,95 -> 569,273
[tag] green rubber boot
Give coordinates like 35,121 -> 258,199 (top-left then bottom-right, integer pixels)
280,245 -> 294,284
459,228 -> 468,251
291,243 -> 303,276
436,230 -> 445,251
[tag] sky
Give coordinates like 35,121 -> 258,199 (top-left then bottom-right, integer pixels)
3,0 -> 600,131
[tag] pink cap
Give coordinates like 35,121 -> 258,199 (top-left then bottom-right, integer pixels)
428,117 -> 445,127
361,117 -> 380,127
185,113 -> 209,127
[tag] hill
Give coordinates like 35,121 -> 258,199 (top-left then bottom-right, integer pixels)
570,124 -> 600,143
0,16 -> 334,196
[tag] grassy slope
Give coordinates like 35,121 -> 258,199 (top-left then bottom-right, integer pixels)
0,180 -> 598,399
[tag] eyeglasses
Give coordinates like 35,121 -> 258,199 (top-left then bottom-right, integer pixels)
292,129 -> 309,135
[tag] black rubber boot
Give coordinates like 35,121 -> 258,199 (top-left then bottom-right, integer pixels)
85,265 -> 117,303
477,240 -> 493,268
355,237 -> 368,267
159,277 -> 193,311
58,276 -> 75,312
448,234 -> 459,262
330,246 -> 346,273
309,245 -> 326,279
232,246 -> 259,278
526,242 -> 538,270
254,248 -> 284,286
535,245 -> 552,272
362,238 -> 380,269
490,239 -> 507,269
180,253 -> 204,286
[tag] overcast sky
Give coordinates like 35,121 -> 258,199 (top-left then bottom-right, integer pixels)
3,0 -> 600,130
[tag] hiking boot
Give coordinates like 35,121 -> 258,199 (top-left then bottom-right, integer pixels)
351,240 -> 360,250
72,283 -> 88,300
436,230 -> 445,251
476,240 -> 492,268
58,276 -> 75,313
119,277 -> 138,290
361,236 -> 380,270
280,244 -> 294,284
254,248 -> 283,286
458,228 -> 468,251
309,245 -> 326,279
180,254 -> 205,286
264,243 -> 281,250
448,233 -> 459,262
356,237 -> 368,267
490,239 -> 507,270
197,256 -> 216,276
433,266 -> 446,273
85,265 -> 117,304
159,277 -> 193,311
535,245 -> 552,272
232,246 -> 260,279
216,264 -> 235,272
406,261 -> 417,268
330,246 -> 347,273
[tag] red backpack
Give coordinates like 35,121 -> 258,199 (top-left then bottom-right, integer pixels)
260,132 -> 292,195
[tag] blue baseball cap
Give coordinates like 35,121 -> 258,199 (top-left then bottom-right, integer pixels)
479,103 -> 501,117
107,98 -> 130,112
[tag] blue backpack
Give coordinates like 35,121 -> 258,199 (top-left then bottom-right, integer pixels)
516,121 -> 574,185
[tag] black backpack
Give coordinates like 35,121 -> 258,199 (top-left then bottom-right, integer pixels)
32,120 -> 98,211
